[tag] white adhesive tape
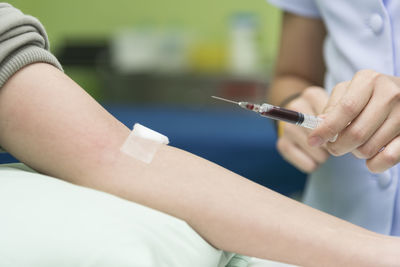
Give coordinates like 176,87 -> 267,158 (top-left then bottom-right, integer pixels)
120,123 -> 169,164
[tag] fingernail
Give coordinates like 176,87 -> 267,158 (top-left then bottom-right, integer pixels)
309,136 -> 323,147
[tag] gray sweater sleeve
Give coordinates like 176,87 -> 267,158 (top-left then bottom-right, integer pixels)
0,3 -> 63,88
0,3 -> 63,153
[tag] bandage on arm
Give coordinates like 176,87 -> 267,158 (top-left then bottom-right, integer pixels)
0,63 -> 398,267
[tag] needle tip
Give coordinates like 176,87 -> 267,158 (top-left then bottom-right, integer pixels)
210,96 -> 239,105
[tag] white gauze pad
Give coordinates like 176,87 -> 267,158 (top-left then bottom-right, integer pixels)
120,123 -> 169,163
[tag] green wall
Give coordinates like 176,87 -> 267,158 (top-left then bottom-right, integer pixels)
9,0 -> 282,101
10,0 -> 281,61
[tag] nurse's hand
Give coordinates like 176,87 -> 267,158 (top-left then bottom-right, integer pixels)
308,70 -> 400,173
277,87 -> 330,173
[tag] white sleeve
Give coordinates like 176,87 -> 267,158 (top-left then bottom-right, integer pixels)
267,0 -> 321,18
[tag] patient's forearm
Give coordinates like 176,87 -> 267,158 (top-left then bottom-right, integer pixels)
110,146 -> 399,267
0,64 -> 397,267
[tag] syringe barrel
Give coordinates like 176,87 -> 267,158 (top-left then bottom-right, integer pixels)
242,101 -> 337,142
258,103 -> 303,124
301,114 -> 338,142
300,114 -> 322,129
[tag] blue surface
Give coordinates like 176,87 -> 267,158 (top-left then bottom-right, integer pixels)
0,105 -> 306,195
106,105 -> 306,195
0,153 -> 17,164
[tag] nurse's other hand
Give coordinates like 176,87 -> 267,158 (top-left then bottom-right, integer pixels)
308,70 -> 400,173
277,87 -> 330,173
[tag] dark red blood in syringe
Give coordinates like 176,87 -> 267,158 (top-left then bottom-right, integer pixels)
245,103 -> 254,110
260,106 -> 304,124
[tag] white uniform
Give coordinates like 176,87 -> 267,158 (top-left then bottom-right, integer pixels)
268,0 -> 400,235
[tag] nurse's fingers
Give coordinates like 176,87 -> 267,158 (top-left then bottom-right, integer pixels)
276,137 -> 319,173
322,81 -> 350,115
284,122 -> 330,164
300,86 -> 329,114
353,107 -> 400,159
286,95 -> 330,161
307,81 -> 348,146
309,70 -> 379,146
327,84 -> 392,156
277,93 -> 330,172
366,136 -> 400,173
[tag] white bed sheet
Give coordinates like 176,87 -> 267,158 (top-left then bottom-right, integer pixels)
0,163 -> 296,267
0,163 -> 228,267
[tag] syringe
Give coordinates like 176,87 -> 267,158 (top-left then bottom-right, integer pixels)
211,96 -> 337,142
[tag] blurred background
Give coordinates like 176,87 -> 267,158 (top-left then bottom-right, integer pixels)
7,0 -> 306,197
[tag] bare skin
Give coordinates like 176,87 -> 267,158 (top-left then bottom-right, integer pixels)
268,11 -> 400,174
267,12 -> 330,173
309,71 -> 400,173
0,63 -> 399,266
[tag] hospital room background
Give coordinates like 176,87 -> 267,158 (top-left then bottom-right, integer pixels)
7,0 -> 306,198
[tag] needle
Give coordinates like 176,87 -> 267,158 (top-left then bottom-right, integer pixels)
211,95 -> 337,142
211,96 -> 239,105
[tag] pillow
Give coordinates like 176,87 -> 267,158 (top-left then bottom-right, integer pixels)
0,163 -> 233,267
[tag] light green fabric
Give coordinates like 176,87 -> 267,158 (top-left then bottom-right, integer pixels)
226,254 -> 252,267
0,163 -> 243,267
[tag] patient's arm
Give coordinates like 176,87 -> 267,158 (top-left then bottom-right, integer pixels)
0,63 -> 398,267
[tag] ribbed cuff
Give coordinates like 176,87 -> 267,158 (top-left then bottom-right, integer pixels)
0,45 -> 63,88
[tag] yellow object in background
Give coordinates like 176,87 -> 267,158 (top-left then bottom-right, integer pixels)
277,120 -> 285,138
10,0 -> 281,67
10,0 -> 282,104
188,42 -> 227,73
